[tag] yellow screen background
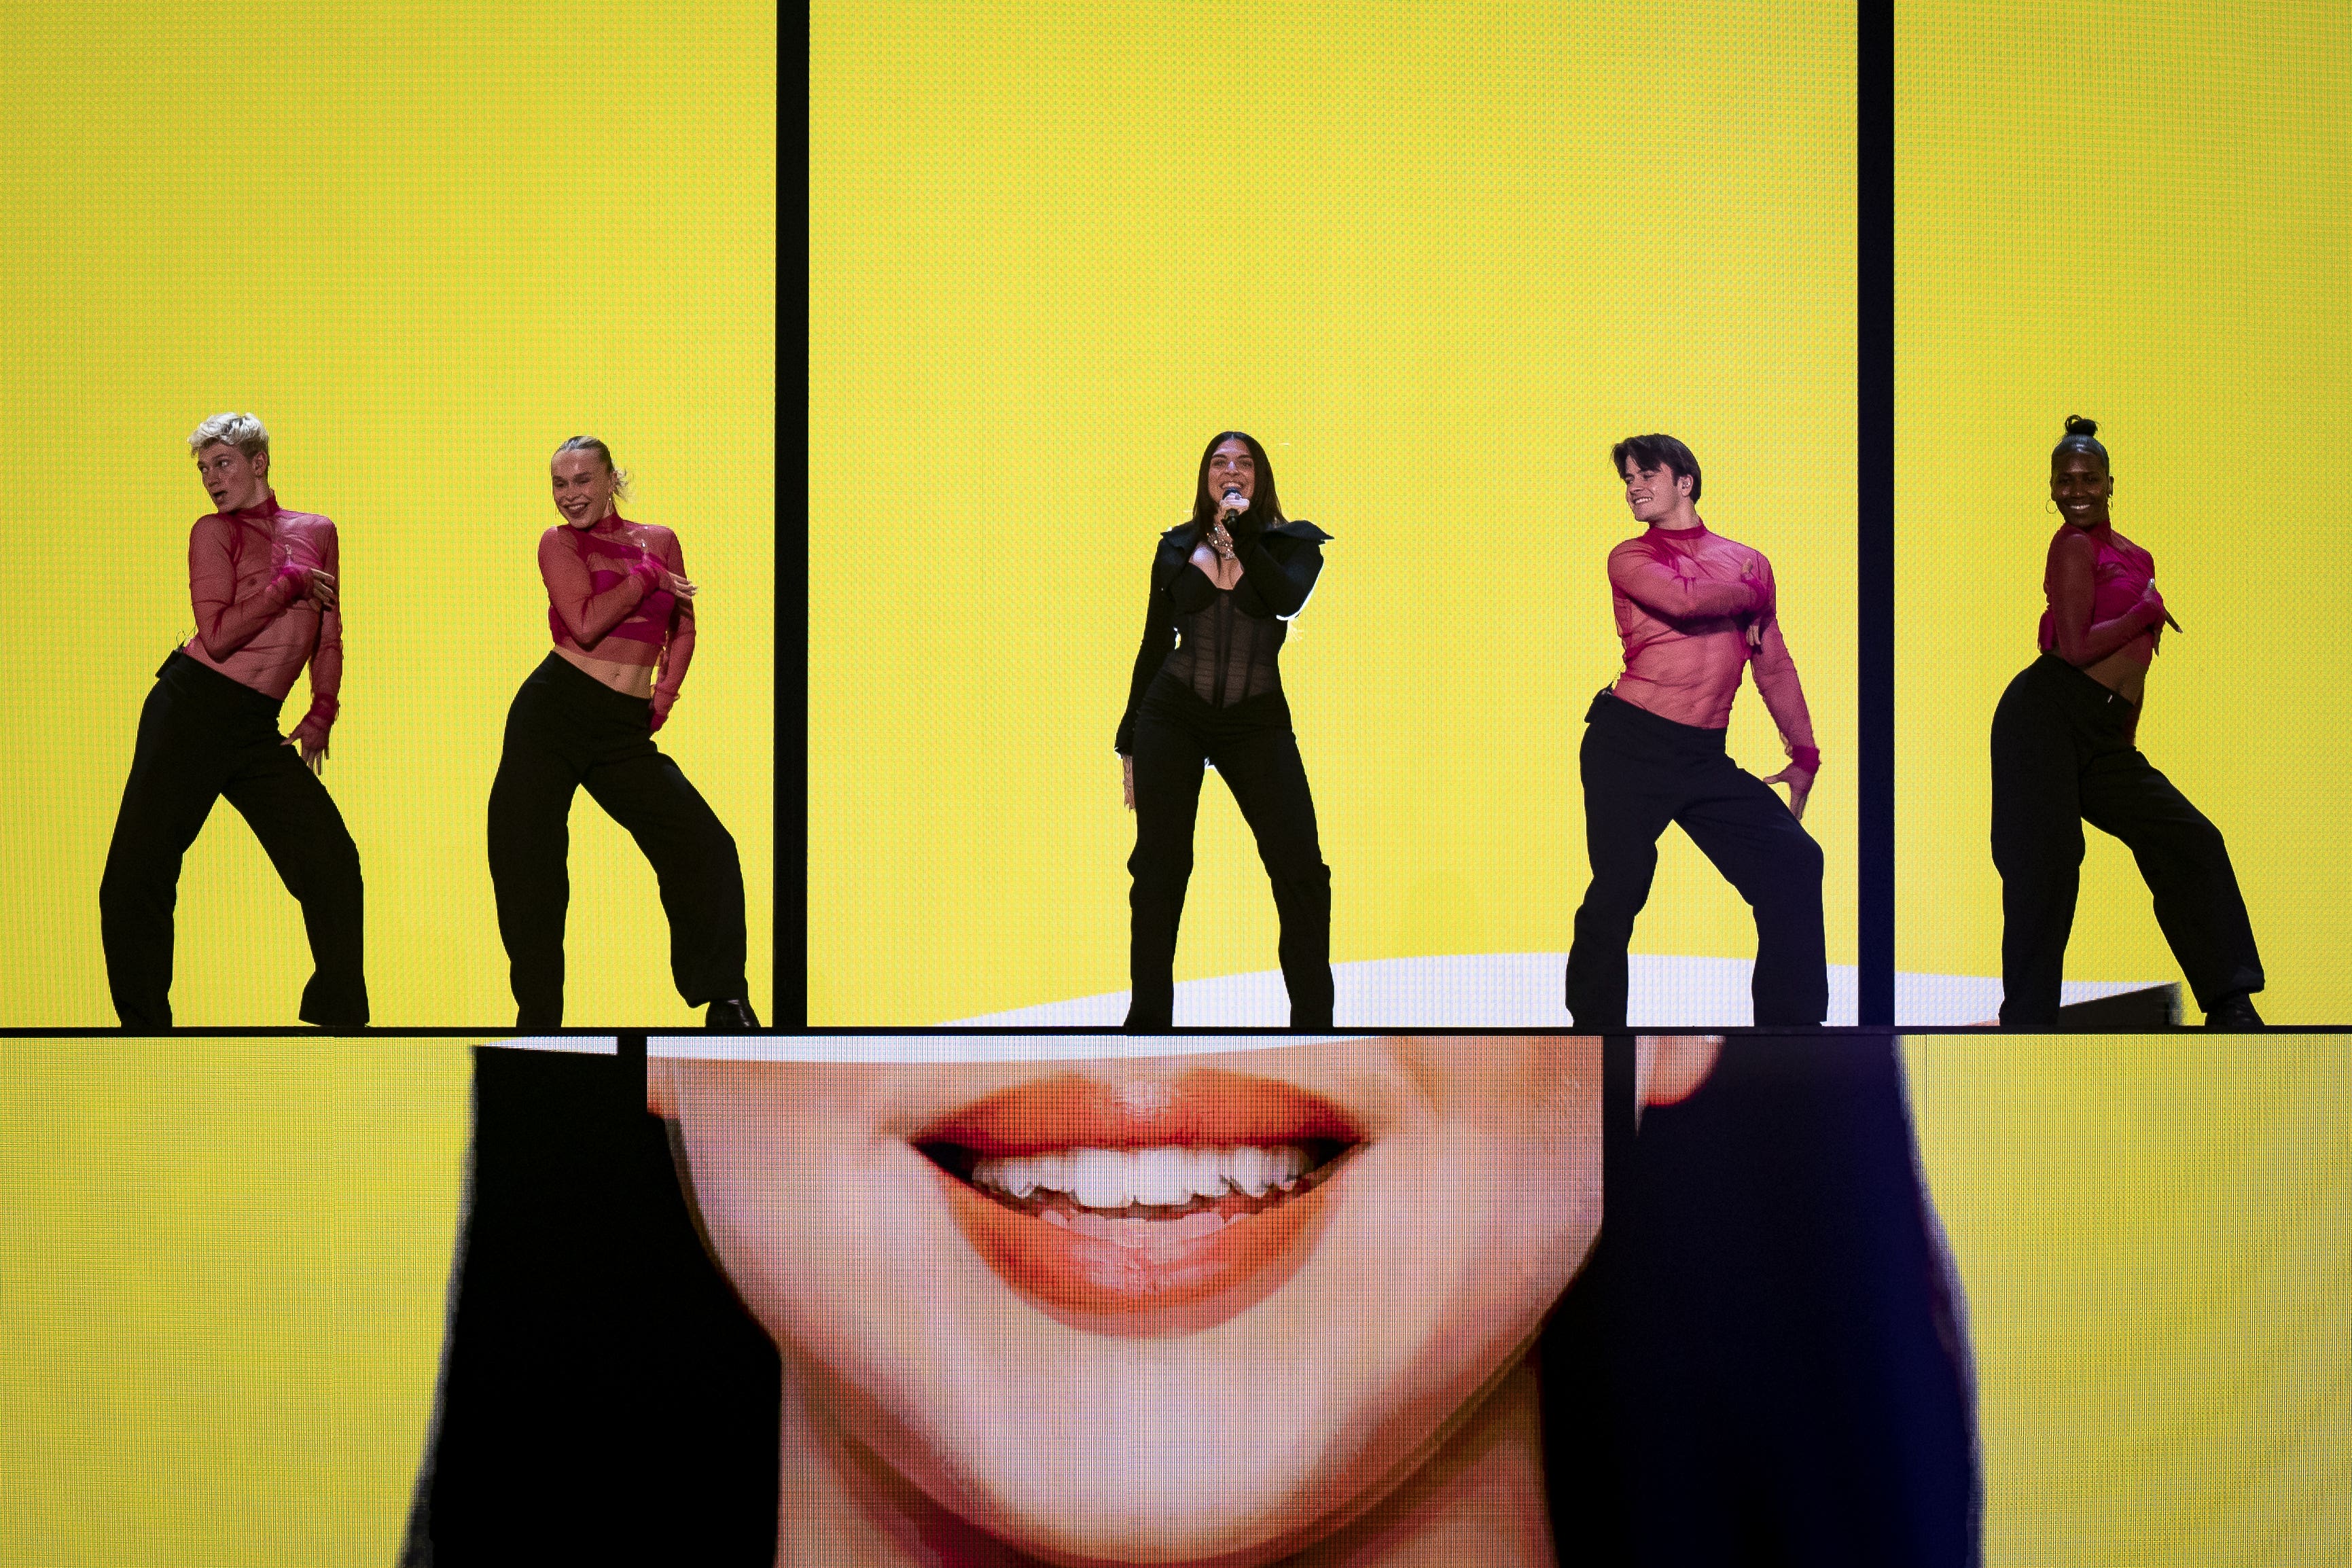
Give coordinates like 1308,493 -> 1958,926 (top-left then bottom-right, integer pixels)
0,0 -> 774,1026
810,0 -> 1855,1024
1904,1036 -> 2352,1563
0,1041 -> 471,1565
1897,1 -> 2352,1020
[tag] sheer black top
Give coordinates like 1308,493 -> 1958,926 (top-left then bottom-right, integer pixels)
1113,518 -> 1332,753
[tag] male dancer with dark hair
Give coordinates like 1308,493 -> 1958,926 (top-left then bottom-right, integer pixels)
1565,434 -> 1825,1029
99,412 -> 368,1027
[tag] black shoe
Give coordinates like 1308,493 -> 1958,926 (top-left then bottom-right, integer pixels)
2202,992 -> 2265,1029
705,999 -> 761,1030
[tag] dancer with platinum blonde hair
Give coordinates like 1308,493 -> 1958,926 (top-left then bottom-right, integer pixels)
100,412 -> 368,1027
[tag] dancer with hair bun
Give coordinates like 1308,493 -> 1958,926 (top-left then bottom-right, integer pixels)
487,437 -> 757,1029
1989,415 -> 2264,1027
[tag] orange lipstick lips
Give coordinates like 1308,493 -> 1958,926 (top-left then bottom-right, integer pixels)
914,1070 -> 1363,1336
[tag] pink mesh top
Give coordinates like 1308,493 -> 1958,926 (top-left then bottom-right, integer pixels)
2037,522 -> 2162,672
1606,521 -> 1819,769
539,513 -> 695,706
179,494 -> 342,749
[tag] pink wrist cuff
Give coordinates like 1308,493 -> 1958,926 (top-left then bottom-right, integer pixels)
1789,745 -> 1821,772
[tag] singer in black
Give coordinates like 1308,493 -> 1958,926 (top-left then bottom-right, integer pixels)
1116,431 -> 1334,1029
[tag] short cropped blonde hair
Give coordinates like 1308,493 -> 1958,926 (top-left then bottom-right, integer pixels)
189,412 -> 270,466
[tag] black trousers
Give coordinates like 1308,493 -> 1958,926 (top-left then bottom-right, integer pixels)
99,651 -> 369,1027
1566,691 -> 1827,1030
1990,653 -> 2262,1025
487,654 -> 748,1028
1126,674 -> 1333,1028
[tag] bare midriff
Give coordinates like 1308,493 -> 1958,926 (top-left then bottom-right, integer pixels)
554,642 -> 656,697
2079,641 -> 2152,707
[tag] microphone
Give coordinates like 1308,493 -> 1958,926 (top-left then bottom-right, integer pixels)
1211,488 -> 1248,558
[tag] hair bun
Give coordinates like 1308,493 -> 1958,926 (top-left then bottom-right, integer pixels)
2063,414 -> 2099,438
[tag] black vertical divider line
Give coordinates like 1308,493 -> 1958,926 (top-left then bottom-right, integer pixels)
1859,0 -> 1896,1026
778,211 -> 810,1031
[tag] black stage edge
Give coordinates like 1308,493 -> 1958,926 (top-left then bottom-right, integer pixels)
1857,0 -> 1895,1026
2055,982 -> 2181,1031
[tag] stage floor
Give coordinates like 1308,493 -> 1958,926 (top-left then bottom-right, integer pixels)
945,954 -> 2164,1029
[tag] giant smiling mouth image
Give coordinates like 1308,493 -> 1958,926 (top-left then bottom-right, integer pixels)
912,1070 -> 1366,1336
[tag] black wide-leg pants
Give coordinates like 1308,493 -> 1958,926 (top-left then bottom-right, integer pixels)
1990,653 -> 2263,1026
99,652 -> 369,1028
1566,690 -> 1828,1031
487,654 -> 748,1029
1126,675 -> 1334,1029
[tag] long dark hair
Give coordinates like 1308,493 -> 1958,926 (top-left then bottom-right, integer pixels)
1187,430 -> 1289,537
1583,1036 -> 1982,1565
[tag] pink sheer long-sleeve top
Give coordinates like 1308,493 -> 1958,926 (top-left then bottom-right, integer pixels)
179,493 -> 342,749
2037,523 -> 2160,674
1606,521 -> 1819,768
539,514 -> 695,698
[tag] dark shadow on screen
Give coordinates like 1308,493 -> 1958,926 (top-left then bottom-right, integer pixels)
1589,1035 -> 1982,1567
401,1047 -> 779,1566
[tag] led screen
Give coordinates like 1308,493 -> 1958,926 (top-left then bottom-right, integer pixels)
1897,0 -> 2351,1021
810,0 -> 1857,1026
0,0 -> 775,1027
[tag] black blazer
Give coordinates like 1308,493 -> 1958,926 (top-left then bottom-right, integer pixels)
1113,517 -> 1332,753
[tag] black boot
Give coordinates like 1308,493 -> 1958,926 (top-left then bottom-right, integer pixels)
2202,991 -> 2265,1029
705,999 -> 762,1030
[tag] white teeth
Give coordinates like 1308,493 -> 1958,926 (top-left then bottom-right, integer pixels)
970,1143 -> 1321,1211
1184,1148 -> 1227,1200
1068,1149 -> 1127,1209
1130,1147 -> 1192,1207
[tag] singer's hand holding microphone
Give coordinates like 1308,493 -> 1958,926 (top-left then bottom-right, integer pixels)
1210,487 -> 1253,558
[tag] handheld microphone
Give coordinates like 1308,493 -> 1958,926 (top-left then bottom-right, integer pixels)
1210,489 -> 1247,558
